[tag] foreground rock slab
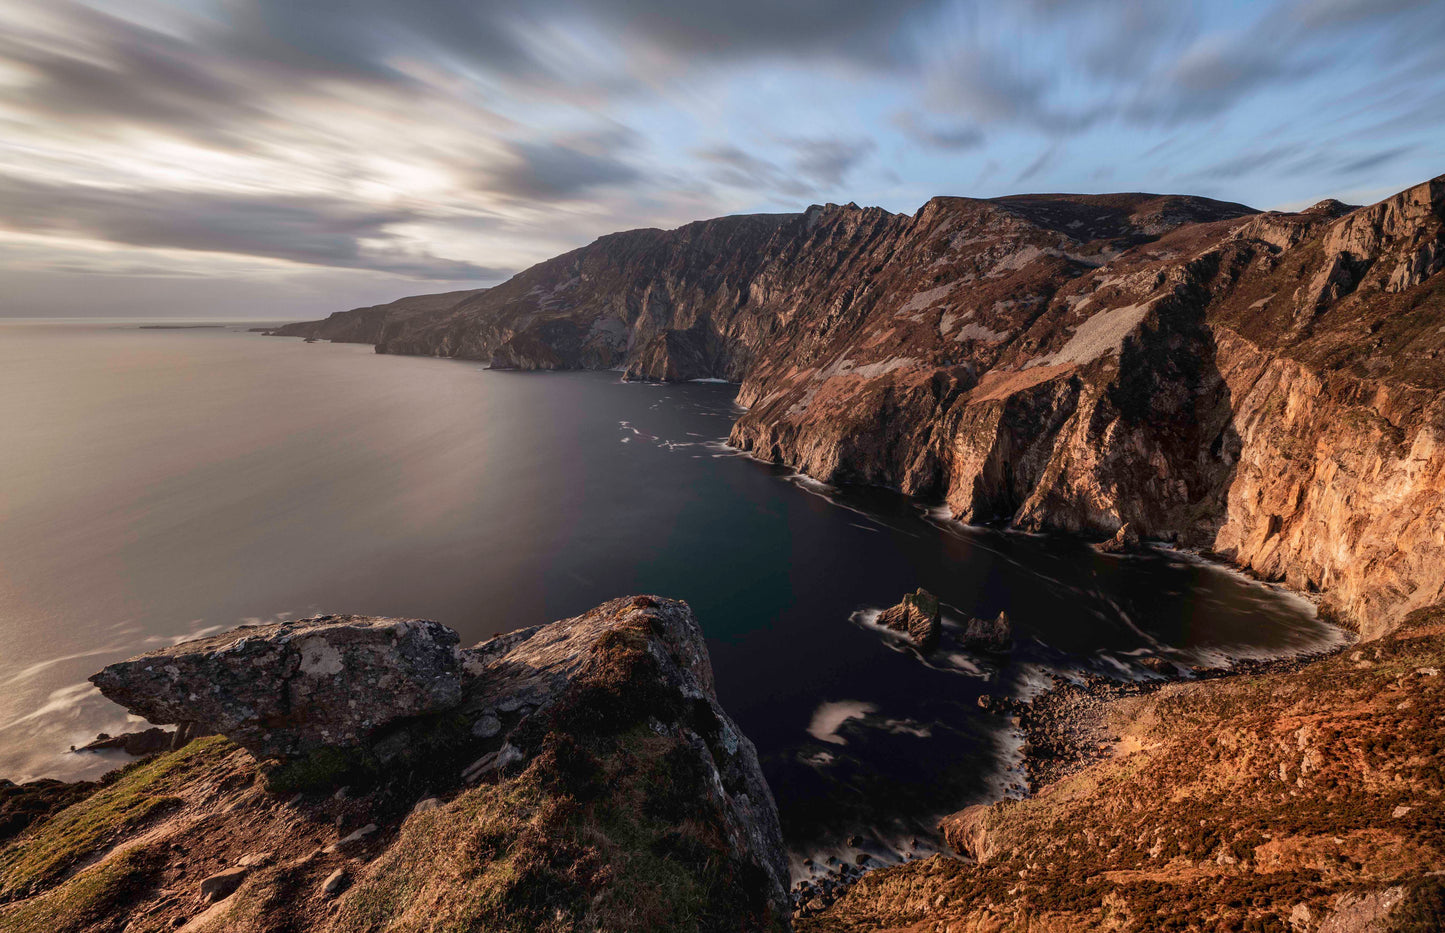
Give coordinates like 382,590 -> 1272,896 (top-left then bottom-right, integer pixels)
90,615 -> 463,760
10,596 -> 790,932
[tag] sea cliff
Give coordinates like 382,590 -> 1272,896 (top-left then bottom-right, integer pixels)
272,175 -> 1445,640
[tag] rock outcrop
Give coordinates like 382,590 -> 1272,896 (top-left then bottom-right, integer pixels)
31,597 -> 790,932
90,615 -> 465,760
876,589 -> 942,652
272,175 -> 1445,639
960,611 -> 1012,653
1096,522 -> 1139,554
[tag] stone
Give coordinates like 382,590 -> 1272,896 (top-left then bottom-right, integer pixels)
1138,656 -> 1175,676
89,615 -> 465,760
320,868 -> 349,898
325,823 -> 377,853
470,713 -> 501,738
78,727 -> 174,757
876,589 -> 942,652
940,805 -> 996,862
461,744 -> 524,783
1098,522 -> 1140,554
236,851 -> 273,868
961,612 -> 1012,654
198,867 -> 247,903
411,797 -> 441,815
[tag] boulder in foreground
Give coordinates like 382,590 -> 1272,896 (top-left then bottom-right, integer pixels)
27,597 -> 791,931
89,615 -> 464,761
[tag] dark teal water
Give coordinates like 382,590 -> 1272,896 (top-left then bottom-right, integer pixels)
0,322 -> 1341,864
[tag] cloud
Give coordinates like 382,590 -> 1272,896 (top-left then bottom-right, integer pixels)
695,146 -> 814,200
891,112 -> 985,150
785,137 -> 877,188
695,137 -> 875,200
0,5 -> 266,147
1015,144 -> 1063,184
1124,39 -> 1312,124
480,138 -> 644,201
0,173 -> 505,280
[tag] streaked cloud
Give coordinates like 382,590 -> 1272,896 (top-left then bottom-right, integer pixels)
0,0 -> 1440,318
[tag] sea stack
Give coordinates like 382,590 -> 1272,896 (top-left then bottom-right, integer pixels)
877,589 -> 942,652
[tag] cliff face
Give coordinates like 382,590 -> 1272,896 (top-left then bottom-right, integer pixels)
273,212 -> 808,377
275,176 -> 1445,637
731,179 -> 1445,638
268,288 -> 488,345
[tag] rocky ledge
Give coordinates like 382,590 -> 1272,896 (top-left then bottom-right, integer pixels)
90,615 -> 465,761
0,596 -> 791,932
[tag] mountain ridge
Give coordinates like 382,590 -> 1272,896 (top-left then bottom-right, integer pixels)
270,175 -> 1445,638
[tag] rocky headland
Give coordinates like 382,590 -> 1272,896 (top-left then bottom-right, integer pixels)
808,605 -> 1445,932
273,174 -> 1445,643
0,597 -> 791,932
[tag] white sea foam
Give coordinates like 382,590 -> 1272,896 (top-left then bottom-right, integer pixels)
806,700 -> 877,746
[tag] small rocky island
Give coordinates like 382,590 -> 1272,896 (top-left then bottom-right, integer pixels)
876,589 -> 942,652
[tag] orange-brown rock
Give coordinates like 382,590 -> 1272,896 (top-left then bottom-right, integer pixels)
275,175 -> 1445,638
875,589 -> 941,652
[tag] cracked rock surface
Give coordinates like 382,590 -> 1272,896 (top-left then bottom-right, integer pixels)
89,615 -> 464,760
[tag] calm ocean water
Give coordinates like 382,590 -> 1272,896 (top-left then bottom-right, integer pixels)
0,322 -> 1342,859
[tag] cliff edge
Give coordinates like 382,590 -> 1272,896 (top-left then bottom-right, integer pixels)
0,597 -> 791,932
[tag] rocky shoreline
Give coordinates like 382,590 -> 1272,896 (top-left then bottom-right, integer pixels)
1003,638 -> 1354,792
790,592 -> 1353,922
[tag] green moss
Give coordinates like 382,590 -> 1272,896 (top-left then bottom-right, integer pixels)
261,744 -> 379,794
0,736 -> 231,900
0,843 -> 164,932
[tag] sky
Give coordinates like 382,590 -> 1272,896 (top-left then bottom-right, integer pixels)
0,0 -> 1442,320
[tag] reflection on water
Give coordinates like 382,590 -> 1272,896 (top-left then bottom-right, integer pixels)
0,322 -> 1342,859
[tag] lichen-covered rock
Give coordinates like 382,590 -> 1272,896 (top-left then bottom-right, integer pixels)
961,611 -> 1013,653
89,615 -> 464,760
455,595 -> 792,923
18,597 -> 791,933
877,589 -> 942,652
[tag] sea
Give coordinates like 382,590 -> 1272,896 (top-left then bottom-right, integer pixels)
0,321 -> 1344,866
